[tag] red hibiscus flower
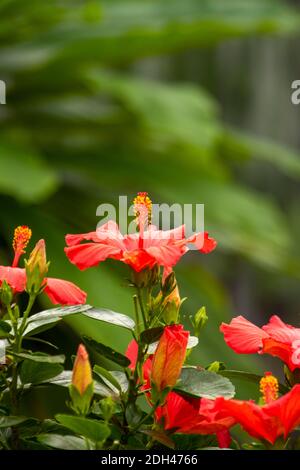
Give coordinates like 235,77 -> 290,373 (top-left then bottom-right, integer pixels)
155,391 -> 234,448
215,372 -> 300,445
0,227 -> 86,306
65,193 -> 217,273
220,315 -> 300,372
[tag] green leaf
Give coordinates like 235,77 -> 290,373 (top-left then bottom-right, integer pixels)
140,327 -> 164,345
0,416 -> 30,428
175,368 -> 235,399
55,414 -> 110,443
37,433 -> 89,450
93,365 -> 122,392
83,336 -> 130,368
12,352 -> 65,364
82,308 -> 135,330
24,304 -> 93,336
219,370 -> 289,395
0,320 -> 11,337
20,360 -> 64,385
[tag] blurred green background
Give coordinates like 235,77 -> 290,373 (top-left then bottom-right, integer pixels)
1,0 -> 300,406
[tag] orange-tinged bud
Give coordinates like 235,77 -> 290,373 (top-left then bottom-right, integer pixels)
151,324 -> 189,395
72,344 -> 93,396
161,268 -> 181,323
26,239 -> 48,276
25,239 -> 49,294
12,225 -> 32,267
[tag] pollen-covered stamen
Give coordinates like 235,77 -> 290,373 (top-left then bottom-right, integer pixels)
133,192 -> 152,227
12,225 -> 32,267
259,372 -> 279,404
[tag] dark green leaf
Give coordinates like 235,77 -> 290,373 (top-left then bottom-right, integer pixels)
20,360 -> 64,385
0,320 -> 11,337
37,433 -> 88,450
83,336 -> 130,368
0,416 -> 30,428
140,327 -> 164,345
55,414 -> 110,443
175,368 -> 235,399
93,365 -> 122,392
12,352 -> 65,364
24,304 -> 93,336
82,308 -> 135,330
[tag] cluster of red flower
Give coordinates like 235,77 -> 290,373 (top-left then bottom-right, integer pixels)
2,193 -> 300,449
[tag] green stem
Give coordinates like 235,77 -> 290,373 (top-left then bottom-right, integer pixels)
137,288 -> 147,328
6,305 -> 18,338
8,293 -> 36,449
130,406 -> 157,433
18,294 -> 36,341
133,294 -> 141,337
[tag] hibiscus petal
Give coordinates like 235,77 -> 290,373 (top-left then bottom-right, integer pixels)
215,397 -> 278,444
145,243 -> 187,268
220,316 -> 269,354
121,249 -> 157,272
65,231 -> 100,247
66,221 -> 124,249
267,384 -> 300,438
44,277 -> 87,305
125,340 -> 138,369
65,243 -> 122,270
0,266 -> 26,292
188,232 -> 217,253
262,315 -> 300,343
262,338 -> 296,371
216,429 -> 231,449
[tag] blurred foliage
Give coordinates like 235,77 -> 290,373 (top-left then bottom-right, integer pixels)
1,0 -> 300,411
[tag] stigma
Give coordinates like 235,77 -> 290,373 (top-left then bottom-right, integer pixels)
133,192 -> 152,226
259,372 -> 279,404
12,225 -> 32,267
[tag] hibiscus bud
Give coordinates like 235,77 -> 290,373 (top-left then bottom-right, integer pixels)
162,271 -> 176,296
70,344 -> 94,415
162,285 -> 181,324
194,306 -> 208,337
161,269 -> 181,324
151,324 -> 189,400
100,396 -> 116,422
25,239 -> 49,295
132,265 -> 159,289
207,361 -> 225,373
0,280 -> 13,306
72,344 -> 93,396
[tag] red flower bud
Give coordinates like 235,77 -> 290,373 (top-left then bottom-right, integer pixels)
72,344 -> 93,396
151,324 -> 189,393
